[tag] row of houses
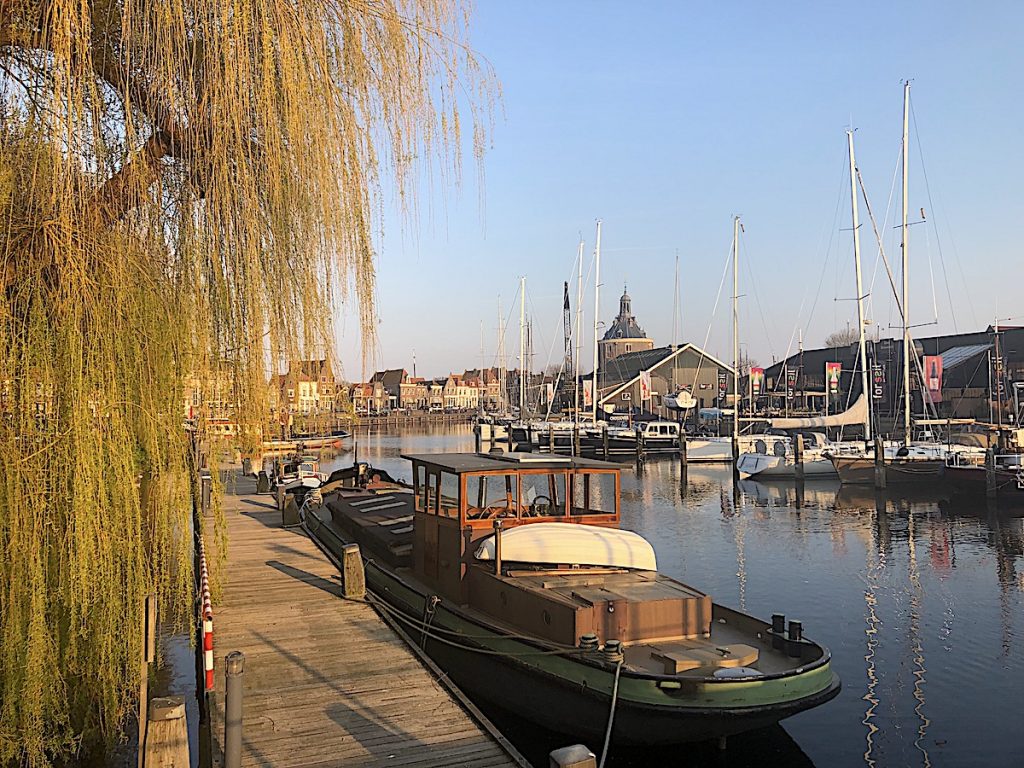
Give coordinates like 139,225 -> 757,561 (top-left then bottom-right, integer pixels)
350,368 -> 505,413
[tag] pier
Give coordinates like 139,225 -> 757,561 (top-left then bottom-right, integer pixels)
209,473 -> 527,767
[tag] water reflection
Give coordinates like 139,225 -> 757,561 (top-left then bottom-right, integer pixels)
319,427 -> 1024,767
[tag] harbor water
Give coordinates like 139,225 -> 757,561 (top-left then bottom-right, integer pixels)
323,424 -> 1022,767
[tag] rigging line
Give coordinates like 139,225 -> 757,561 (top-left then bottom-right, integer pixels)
857,168 -> 905,326
910,98 -> 965,333
865,144 -> 903,334
923,222 -> 940,326
802,145 -> 848,347
688,233 -> 735,395
740,232 -> 777,363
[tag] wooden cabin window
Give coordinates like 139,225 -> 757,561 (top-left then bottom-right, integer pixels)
520,472 -> 567,517
415,464 -> 427,511
438,472 -> 460,518
571,472 -> 616,516
465,473 -> 519,520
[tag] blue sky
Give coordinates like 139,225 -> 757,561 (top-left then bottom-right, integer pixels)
334,1 -> 1023,381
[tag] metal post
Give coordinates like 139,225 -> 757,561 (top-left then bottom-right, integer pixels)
224,651 -> 245,768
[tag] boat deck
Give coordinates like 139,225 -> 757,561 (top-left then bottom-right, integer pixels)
209,473 -> 527,767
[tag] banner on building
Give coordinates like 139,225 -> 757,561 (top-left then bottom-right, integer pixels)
994,355 -> 1006,399
639,371 -> 652,402
785,367 -> 797,400
749,367 -> 764,398
871,364 -> 886,401
923,355 -> 943,403
825,362 -> 842,395
545,382 -> 554,404
583,379 -> 593,408
717,371 -> 728,400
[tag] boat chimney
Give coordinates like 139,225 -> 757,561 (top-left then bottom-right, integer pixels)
493,519 -> 503,575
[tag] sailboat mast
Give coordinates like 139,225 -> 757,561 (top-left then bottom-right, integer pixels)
519,277 -> 526,418
592,220 -> 602,423
497,296 -> 505,412
901,80 -> 912,445
732,216 -> 740,447
574,239 -> 584,422
848,129 -> 872,442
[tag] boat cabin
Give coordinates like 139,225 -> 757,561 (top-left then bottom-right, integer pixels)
402,453 -> 710,647
405,452 -> 621,601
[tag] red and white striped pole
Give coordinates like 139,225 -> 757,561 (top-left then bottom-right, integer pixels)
198,533 -> 214,692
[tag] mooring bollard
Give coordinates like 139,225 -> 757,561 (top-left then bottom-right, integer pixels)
200,472 -> 212,516
224,651 -> 245,768
549,744 -> 596,768
341,543 -> 366,599
144,696 -> 189,767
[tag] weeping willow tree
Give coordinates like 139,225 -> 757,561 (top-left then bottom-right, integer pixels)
0,1 -> 493,763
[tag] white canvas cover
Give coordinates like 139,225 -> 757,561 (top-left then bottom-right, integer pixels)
475,522 -> 657,571
770,392 -> 868,430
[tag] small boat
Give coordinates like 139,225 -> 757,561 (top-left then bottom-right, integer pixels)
581,420 -> 683,456
943,453 -> 1024,504
302,452 -> 840,746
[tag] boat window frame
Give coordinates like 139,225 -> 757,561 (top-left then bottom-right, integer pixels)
569,469 -> 619,519
460,467 -> 618,527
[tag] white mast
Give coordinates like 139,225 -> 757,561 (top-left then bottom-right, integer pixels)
732,216 -> 740,449
574,239 -> 584,422
591,220 -> 602,423
901,80 -> 912,445
519,277 -> 526,418
848,129 -> 872,442
497,296 -> 506,412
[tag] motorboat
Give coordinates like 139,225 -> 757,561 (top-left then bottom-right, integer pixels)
301,452 -> 840,745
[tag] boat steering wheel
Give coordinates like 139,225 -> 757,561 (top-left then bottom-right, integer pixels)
472,500 -> 517,520
529,495 -> 553,517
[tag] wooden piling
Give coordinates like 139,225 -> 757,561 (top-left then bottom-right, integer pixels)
874,436 -> 887,490
794,433 -> 805,482
602,426 -> 609,460
143,696 -> 189,768
341,543 -> 366,599
548,426 -> 555,454
986,448 -> 997,499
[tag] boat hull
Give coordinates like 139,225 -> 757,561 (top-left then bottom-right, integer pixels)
303,506 -> 841,745
943,465 -> 1024,503
737,454 -> 838,480
830,456 -> 946,485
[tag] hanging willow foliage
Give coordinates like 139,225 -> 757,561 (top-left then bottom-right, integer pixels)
0,0 -> 494,763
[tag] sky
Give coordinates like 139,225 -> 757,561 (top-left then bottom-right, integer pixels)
333,1 -> 1024,382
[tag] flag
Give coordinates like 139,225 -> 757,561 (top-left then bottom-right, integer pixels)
749,367 -> 764,398
717,371 -> 728,400
785,367 -> 797,399
545,382 -> 554,404
583,379 -> 593,408
825,362 -> 841,394
923,355 -> 943,403
639,371 -> 652,401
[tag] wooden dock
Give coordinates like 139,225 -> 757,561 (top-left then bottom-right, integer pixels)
210,474 -> 528,768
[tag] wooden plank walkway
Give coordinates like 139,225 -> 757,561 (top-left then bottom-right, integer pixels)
210,474 -> 527,768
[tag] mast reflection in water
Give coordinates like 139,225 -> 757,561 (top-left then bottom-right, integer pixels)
322,424 -> 1023,767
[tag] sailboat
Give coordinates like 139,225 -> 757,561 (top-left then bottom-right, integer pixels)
739,128 -> 872,480
830,83 -> 984,485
